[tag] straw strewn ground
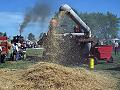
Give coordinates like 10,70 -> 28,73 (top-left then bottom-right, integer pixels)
0,62 -> 118,90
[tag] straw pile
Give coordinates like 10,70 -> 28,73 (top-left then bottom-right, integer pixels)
0,62 -> 118,90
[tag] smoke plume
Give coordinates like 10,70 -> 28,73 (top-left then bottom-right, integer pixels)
20,0 -> 55,34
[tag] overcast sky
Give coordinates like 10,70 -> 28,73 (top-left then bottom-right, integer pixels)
0,0 -> 119,38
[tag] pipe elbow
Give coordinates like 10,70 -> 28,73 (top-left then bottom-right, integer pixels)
59,4 -> 71,12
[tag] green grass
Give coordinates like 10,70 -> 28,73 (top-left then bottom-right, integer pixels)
0,60 -> 36,69
0,48 -> 44,70
95,52 -> 120,70
0,51 -> 119,70
26,48 -> 44,57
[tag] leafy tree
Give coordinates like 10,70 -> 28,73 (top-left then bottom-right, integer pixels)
3,32 -> 7,36
0,32 -> 7,36
106,12 -> 120,38
0,32 -> 3,36
27,33 -> 35,41
39,32 -> 44,39
79,12 -> 120,39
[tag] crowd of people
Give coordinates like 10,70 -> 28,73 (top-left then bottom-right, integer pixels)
10,40 -> 39,61
0,39 -> 39,63
11,41 -> 25,61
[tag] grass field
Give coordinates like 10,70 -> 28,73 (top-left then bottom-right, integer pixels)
0,52 -> 120,70
0,60 -> 36,69
0,51 -> 120,70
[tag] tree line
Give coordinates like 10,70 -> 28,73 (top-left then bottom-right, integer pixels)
79,12 -> 120,39
0,32 -> 7,36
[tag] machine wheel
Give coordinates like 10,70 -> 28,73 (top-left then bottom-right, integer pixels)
107,57 -> 113,63
0,54 -> 5,63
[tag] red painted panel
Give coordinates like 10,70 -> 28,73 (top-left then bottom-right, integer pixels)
0,36 -> 7,40
96,45 -> 113,60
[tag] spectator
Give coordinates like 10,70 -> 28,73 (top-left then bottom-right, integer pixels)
114,41 -> 119,55
12,43 -> 19,60
17,41 -> 21,49
0,46 -> 2,52
0,46 -> 2,63
100,40 -> 104,45
0,46 -> 5,63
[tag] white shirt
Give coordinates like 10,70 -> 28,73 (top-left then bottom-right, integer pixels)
13,44 -> 19,52
114,42 -> 119,47
15,45 -> 19,52
17,43 -> 21,47
0,46 -> 2,51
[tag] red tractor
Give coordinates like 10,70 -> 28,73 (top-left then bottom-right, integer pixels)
0,36 -> 11,63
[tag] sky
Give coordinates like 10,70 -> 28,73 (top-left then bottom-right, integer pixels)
0,0 -> 120,38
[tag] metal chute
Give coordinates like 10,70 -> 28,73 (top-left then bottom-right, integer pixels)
59,4 -> 91,37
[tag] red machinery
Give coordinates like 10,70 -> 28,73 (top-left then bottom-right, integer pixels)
92,45 -> 113,63
0,36 -> 10,55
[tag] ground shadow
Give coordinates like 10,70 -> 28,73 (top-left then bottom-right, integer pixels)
105,67 -> 120,71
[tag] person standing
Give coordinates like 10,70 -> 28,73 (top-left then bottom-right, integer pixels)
0,46 -> 2,53
0,46 -> 2,63
0,46 -> 5,63
12,43 -> 19,60
114,41 -> 119,55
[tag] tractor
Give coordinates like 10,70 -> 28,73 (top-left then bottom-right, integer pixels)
0,36 -> 11,63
